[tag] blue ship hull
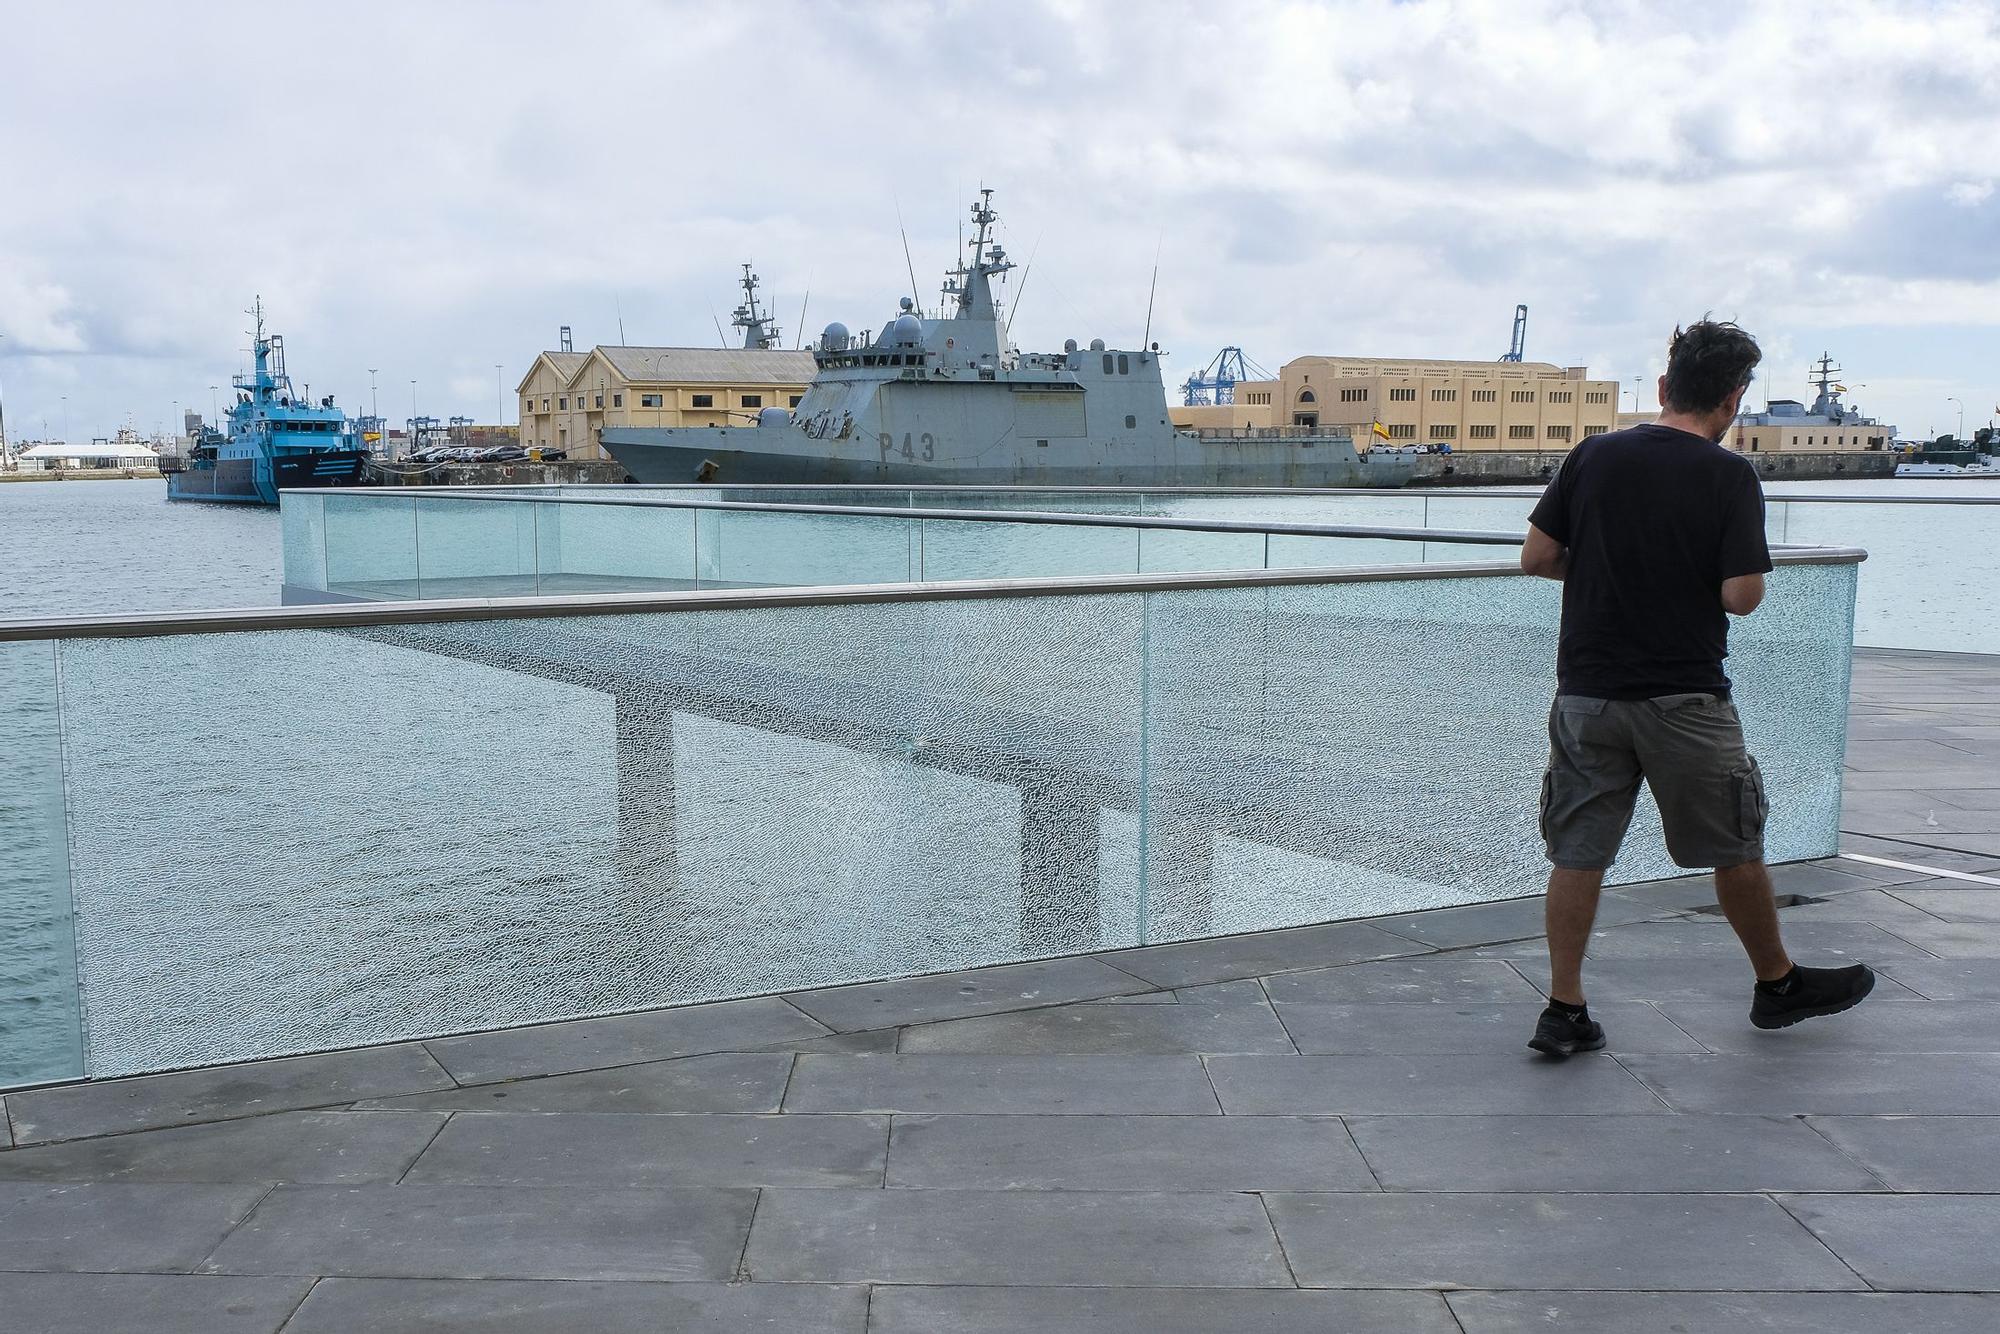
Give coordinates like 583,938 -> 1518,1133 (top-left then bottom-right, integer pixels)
167,450 -> 369,506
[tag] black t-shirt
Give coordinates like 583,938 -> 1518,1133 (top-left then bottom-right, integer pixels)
1527,423 -> 1774,699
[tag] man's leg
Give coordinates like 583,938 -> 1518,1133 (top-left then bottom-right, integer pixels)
1713,859 -> 1792,981
1546,865 -> 1606,1006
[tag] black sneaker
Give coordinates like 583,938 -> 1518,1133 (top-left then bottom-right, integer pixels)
1528,1003 -> 1606,1059
1750,963 -> 1876,1030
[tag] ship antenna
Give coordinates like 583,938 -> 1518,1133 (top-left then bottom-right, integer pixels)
1140,241 -> 1161,359
615,295 -> 627,346
794,275 -> 812,350
710,306 -> 729,349
1003,231 -> 1042,341
895,197 -> 922,314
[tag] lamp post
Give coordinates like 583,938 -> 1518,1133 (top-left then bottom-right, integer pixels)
0,332 -> 10,471
209,385 -> 219,426
1631,375 -> 1643,414
368,368 -> 379,425
494,364 -> 503,425
61,395 -> 68,445
1947,397 -> 1964,443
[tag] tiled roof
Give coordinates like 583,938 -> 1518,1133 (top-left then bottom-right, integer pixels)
591,346 -> 816,386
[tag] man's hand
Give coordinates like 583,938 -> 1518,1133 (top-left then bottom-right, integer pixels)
1721,573 -> 1765,616
1521,523 -> 1568,581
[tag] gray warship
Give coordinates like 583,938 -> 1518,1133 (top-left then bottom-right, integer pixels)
602,191 -> 1419,488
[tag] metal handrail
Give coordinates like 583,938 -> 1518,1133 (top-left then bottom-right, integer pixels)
0,547 -> 1867,643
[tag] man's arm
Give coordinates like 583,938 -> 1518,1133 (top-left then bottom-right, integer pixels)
1521,522 -> 1569,581
1721,573 -> 1765,616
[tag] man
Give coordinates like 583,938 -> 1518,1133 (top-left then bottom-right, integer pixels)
1520,319 -> 1874,1058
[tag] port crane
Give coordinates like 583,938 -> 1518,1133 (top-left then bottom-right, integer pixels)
1180,346 -> 1274,406
1499,304 -> 1528,361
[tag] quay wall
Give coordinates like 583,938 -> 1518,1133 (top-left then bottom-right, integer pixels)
1414,449 -> 1897,487
371,460 -> 632,488
0,469 -> 163,484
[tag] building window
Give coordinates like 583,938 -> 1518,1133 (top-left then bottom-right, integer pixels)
1585,423 -> 1609,436
1469,424 -> 1497,439
558,396 -> 567,409
790,395 -> 803,407
741,394 -> 762,408
1388,387 -> 1416,402
594,393 -> 604,408
1585,390 -> 1610,404
691,394 -> 713,408
1103,354 -> 1115,374
1125,415 -> 1137,428
1429,424 -> 1457,440
1547,424 -> 1572,441
1340,387 -> 1367,402
1510,390 -> 1535,403
1298,389 -> 1317,404
1549,391 -> 1572,404
1118,354 -> 1130,374
612,393 -> 623,408
542,397 -> 549,410
640,393 -> 662,408
1388,423 -> 1416,439
1430,388 -> 1457,402
1471,389 -> 1496,402
1509,424 -> 1536,439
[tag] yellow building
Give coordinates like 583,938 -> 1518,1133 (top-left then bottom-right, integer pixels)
1172,356 -> 1622,452
517,345 -> 816,461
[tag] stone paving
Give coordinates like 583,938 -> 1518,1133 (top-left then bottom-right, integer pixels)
3,647 -> 2000,1331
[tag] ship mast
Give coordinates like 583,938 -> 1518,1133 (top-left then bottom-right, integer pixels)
943,188 -> 1014,322
731,264 -> 782,350
1808,351 -> 1843,419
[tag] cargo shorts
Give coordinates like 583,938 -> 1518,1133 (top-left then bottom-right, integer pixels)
1539,692 -> 1768,871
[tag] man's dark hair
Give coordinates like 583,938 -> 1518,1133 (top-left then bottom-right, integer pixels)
1663,319 -> 1761,414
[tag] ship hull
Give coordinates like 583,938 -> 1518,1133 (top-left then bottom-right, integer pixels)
168,450 -> 369,506
603,428 -> 1422,489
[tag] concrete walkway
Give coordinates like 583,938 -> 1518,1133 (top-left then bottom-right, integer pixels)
3,649 -> 1999,1331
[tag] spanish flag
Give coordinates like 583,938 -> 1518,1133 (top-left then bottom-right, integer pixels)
1371,421 -> 1391,440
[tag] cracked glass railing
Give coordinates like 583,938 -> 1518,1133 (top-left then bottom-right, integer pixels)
3,543 -> 1858,1087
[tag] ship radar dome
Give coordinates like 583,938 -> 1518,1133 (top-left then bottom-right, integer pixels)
1064,338 -> 1079,353
1089,338 -> 1106,352
899,296 -> 915,312
890,313 -> 924,346
821,321 -> 849,348
758,406 -> 791,428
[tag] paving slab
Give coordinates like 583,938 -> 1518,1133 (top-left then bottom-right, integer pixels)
281,1278 -> 868,1334
756,1029 -> 900,1055
1273,1001 -> 1705,1055
0,1097 -> 9,1148
1619,1051 -> 2000,1113
1895,889 -> 2000,923
1260,955 -> 1546,1004
886,1114 -> 1376,1191
1495,953 -> 1927,1003
782,956 -> 1151,1030
1870,918 -> 2000,957
0,1181 -> 268,1273
1373,892 -> 1659,949
402,1111 -> 887,1188
1483,919 -> 1938,961
1264,1192 -> 1865,1290
1659,999 -> 2000,1053
1875,958 -> 2000,1000
1205,1053 -> 1666,1115
1780,1193 -> 2000,1291
1093,921 -> 1431,989
1807,1115 -> 2000,1191
783,1055 -> 1221,1114
352,1051 -> 793,1114
869,1286 -> 1459,1333
745,1188 -> 1291,1286
0,1109 -> 445,1184
422,996 -> 829,1085
898,997 -> 1296,1055
1759,886 -> 1963,929
2,1044 -> 453,1145
0,1273 -> 312,1334
198,1183 -> 757,1280
1447,1291 -> 2000,1333
1346,1112 -> 1881,1192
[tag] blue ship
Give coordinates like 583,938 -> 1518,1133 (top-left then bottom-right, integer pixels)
166,299 -> 370,505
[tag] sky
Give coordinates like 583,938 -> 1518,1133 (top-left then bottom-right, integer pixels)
1,0 -> 1996,445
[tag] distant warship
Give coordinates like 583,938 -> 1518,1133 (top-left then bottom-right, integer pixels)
603,191 -> 1417,488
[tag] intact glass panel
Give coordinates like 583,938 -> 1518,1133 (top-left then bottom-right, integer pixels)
415,498 -> 538,597
1781,501 -> 1997,654
1137,528 -> 1266,574
279,493 -> 328,593
708,509 -> 914,586
52,594 -> 1144,1075
533,501 -> 697,593
0,640 -> 84,1088
1264,533 -> 1431,569
918,518 -> 1138,580
324,494 -> 418,594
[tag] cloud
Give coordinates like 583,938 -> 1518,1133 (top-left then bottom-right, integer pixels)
0,0 -> 1996,441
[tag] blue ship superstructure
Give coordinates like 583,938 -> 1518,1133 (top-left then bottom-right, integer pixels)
166,299 -> 369,505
